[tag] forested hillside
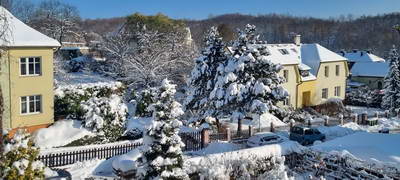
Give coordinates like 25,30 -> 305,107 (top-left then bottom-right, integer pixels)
186,13 -> 400,57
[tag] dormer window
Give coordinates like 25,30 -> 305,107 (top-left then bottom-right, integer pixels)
278,49 -> 289,55
291,48 -> 298,53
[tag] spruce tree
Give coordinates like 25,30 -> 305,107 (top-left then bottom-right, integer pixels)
209,24 -> 288,133
382,46 -> 400,116
135,79 -> 188,180
185,27 -> 228,127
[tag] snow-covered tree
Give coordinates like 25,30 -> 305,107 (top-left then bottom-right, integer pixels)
134,79 -> 188,180
209,24 -> 288,133
29,0 -> 82,44
382,46 -> 400,115
185,27 -> 228,127
0,130 -> 45,179
81,95 -> 128,142
99,26 -> 196,88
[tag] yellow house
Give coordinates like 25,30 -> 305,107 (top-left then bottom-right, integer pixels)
266,35 -> 349,109
0,7 -> 60,135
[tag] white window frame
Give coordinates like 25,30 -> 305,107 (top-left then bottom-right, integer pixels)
20,95 -> 42,115
322,88 -> 328,99
20,57 -> 42,76
283,70 -> 289,83
334,86 -> 341,96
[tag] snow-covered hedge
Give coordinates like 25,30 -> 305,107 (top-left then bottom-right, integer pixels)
54,82 -> 125,120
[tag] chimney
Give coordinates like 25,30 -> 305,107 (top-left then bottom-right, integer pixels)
294,34 -> 301,46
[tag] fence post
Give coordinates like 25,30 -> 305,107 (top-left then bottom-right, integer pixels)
201,129 -> 210,148
324,116 -> 329,126
375,111 -> 379,119
339,114 -> 344,125
361,113 -> 368,125
270,122 -> 275,132
289,119 -> 294,131
248,126 -> 253,137
352,113 -> 357,123
226,128 -> 231,142
385,110 -> 389,118
307,118 -> 311,127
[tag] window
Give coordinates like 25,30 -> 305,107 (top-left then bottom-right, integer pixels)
291,48 -> 298,53
324,66 -> 329,77
20,57 -> 41,76
283,70 -> 289,83
322,88 -> 328,99
283,96 -> 290,106
278,49 -> 289,55
21,95 -> 42,114
335,65 -> 340,76
334,86 -> 341,96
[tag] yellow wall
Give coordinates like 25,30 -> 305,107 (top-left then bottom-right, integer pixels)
278,64 -> 299,108
297,80 -> 317,108
7,47 -> 54,129
313,61 -> 348,105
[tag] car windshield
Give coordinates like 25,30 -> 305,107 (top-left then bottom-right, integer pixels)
262,136 -> 278,142
312,129 -> 321,134
304,129 -> 313,135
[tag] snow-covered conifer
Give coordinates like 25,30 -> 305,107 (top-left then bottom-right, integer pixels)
134,79 -> 188,179
209,24 -> 288,133
382,46 -> 400,115
0,130 -> 45,179
185,27 -> 228,126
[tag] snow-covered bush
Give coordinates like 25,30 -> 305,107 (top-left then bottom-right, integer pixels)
317,98 -> 347,117
54,82 -> 125,120
185,26 -> 228,127
132,79 -> 188,179
0,130 -> 45,179
345,86 -> 383,108
81,95 -> 128,142
134,89 -> 157,117
185,155 -> 292,179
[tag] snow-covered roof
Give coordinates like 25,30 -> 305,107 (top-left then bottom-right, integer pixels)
299,63 -> 311,71
0,6 -> 60,47
300,44 -> 348,75
350,61 -> 389,77
343,50 -> 385,63
265,44 -> 301,65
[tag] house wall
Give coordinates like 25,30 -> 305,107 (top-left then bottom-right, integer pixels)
313,61 -> 348,105
277,64 -> 299,108
297,80 -> 317,108
0,50 -> 11,129
350,76 -> 384,89
7,47 -> 54,132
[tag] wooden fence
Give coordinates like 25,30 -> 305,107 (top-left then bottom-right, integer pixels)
38,142 -> 142,167
38,131 -> 204,168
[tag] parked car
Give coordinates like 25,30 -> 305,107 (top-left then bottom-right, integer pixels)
378,128 -> 390,134
289,126 -> 325,145
247,132 -> 284,147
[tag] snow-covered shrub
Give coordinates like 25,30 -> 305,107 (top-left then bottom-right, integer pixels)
345,87 -> 383,108
317,98 -> 347,117
185,155 -> 291,179
81,95 -> 128,142
132,79 -> 188,179
134,89 -> 156,117
54,82 -> 125,120
122,127 -> 143,140
0,130 -> 45,179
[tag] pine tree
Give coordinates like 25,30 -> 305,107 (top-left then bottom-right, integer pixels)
135,79 -> 188,180
185,27 -> 228,127
209,24 -> 288,133
382,46 -> 400,116
0,130 -> 45,179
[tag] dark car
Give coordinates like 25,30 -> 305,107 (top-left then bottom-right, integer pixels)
289,126 -> 325,145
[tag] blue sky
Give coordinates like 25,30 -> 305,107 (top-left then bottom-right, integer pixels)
49,0 -> 400,19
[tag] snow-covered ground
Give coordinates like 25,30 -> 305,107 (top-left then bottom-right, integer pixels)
346,105 -> 385,116
33,120 -> 94,149
221,112 -> 286,131
55,71 -> 116,86
312,132 -> 400,167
